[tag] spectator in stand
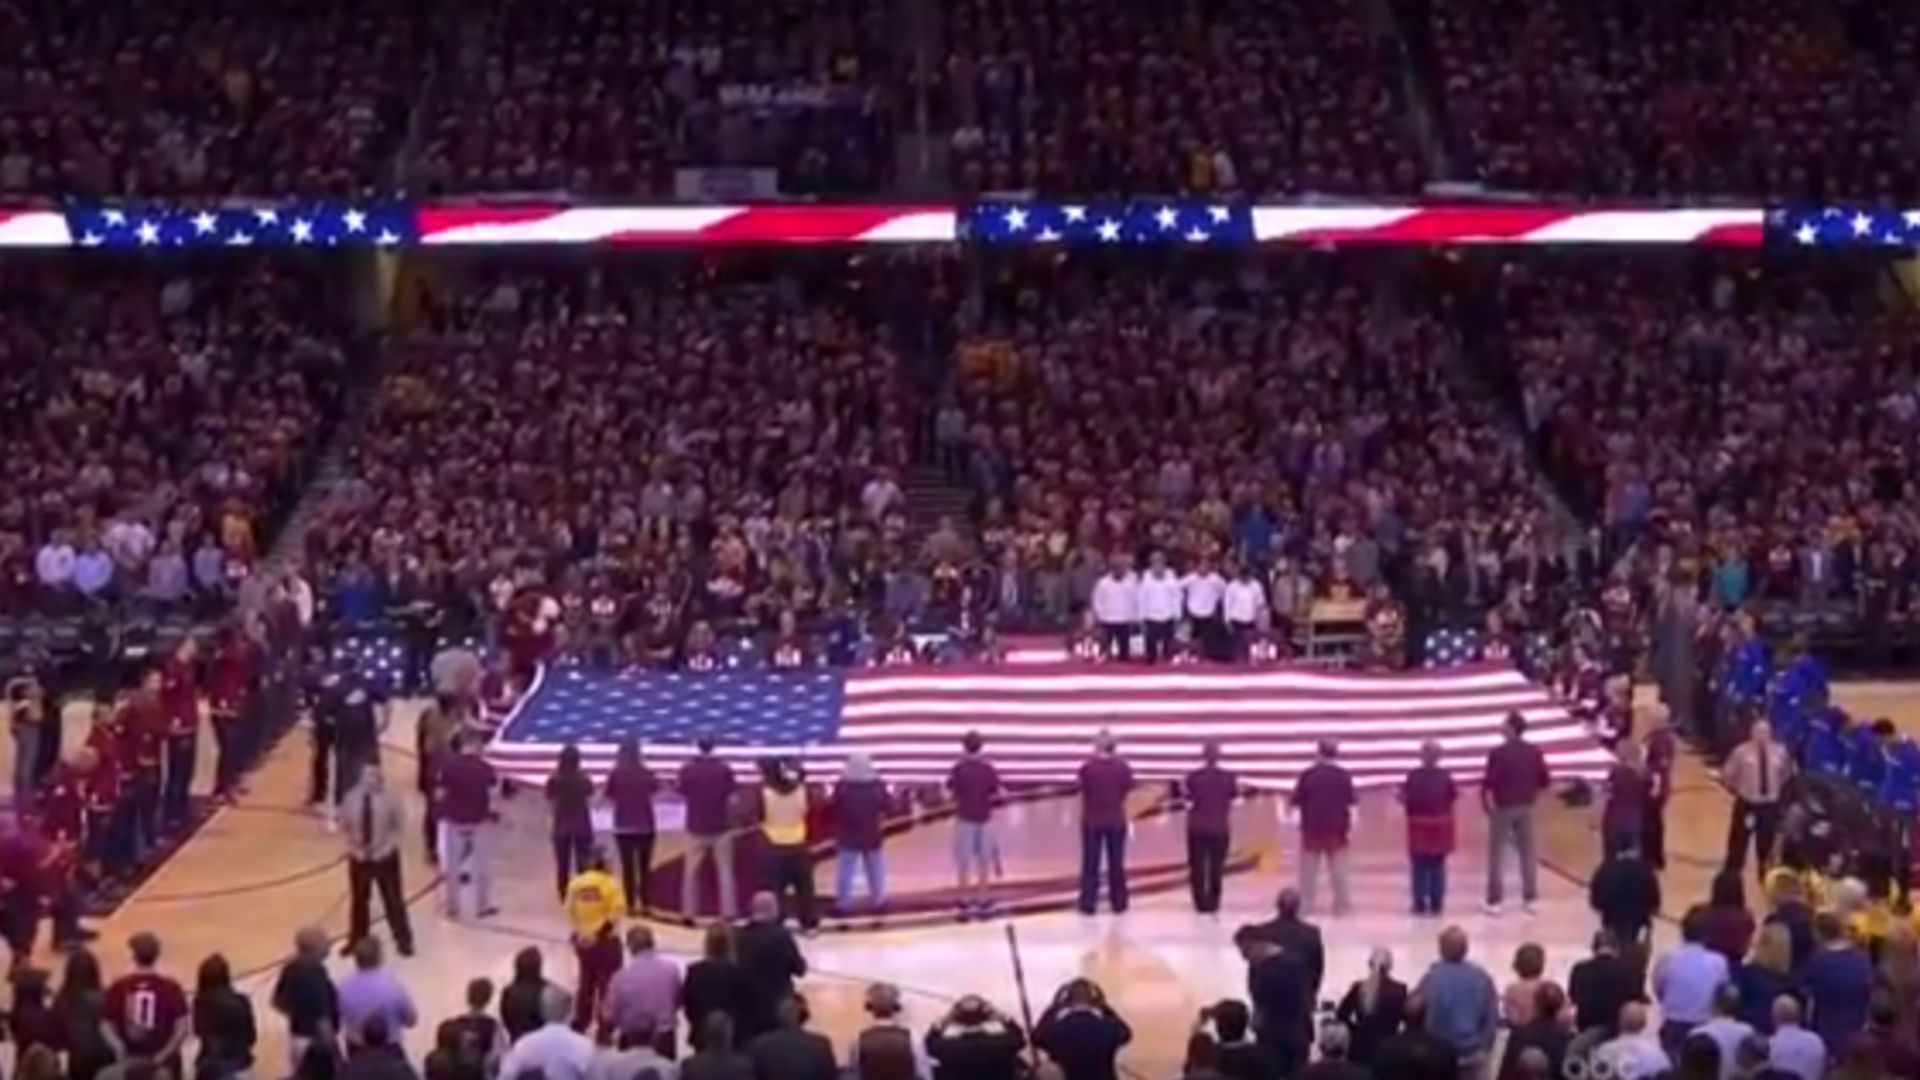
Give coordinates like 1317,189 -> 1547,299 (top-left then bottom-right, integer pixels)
501,947 -> 560,1045
101,933 -> 190,1077
193,953 -> 259,1080
1736,925 -> 1800,1033
1589,839 -> 1661,951
1692,985 -> 1758,1080
336,937 -> 418,1049
942,0 -> 1427,196
499,987 -> 595,1080
746,994 -> 838,1080
1410,926 -> 1500,1078
924,995 -> 1027,1080
603,926 -> 682,1056
737,891 -> 808,1042
274,927 -> 342,1073
1333,948 -> 1410,1067
1764,997 -> 1826,1080
1801,912 -> 1873,1056
847,983 -> 926,1080
684,925 -> 753,1055
1033,978 -> 1132,1080
1235,926 -> 1312,1074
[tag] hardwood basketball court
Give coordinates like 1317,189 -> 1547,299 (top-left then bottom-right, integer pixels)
14,680 -> 1913,1079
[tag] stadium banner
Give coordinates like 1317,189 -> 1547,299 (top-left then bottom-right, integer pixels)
0,199 -> 1805,249
673,167 -> 783,202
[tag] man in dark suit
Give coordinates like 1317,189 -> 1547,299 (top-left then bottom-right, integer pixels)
735,891 -> 807,1043
1256,890 -> 1326,1008
1235,925 -> 1312,1078
1567,931 -> 1640,1039
1588,840 -> 1661,950
745,994 -> 836,1080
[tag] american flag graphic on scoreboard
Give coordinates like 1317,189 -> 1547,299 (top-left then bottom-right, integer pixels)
482,662 -> 1612,789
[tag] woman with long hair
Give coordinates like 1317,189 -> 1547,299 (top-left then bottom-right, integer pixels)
193,953 -> 258,1080
603,736 -> 658,915
1701,870 -> 1757,966
544,742 -> 596,899
53,947 -> 114,1080
683,923 -> 752,1051
1736,922 -> 1801,1031
1333,946 -> 1408,1066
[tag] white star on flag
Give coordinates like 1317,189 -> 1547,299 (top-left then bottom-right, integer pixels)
135,221 -> 160,245
343,209 -> 368,232
291,219 -> 315,243
192,212 -> 218,234
254,208 -> 280,225
1063,206 -> 1087,223
226,231 -> 255,247
1095,219 -> 1121,242
102,209 -> 126,226
1853,213 -> 1873,236
1155,207 -> 1179,230
1003,207 -> 1029,232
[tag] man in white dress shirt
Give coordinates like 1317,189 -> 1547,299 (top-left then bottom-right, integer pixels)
1138,552 -> 1184,663
1183,558 -> 1228,661
1222,565 -> 1267,659
1089,555 -> 1141,662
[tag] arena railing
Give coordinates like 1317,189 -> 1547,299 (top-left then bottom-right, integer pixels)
6,199 -> 1911,250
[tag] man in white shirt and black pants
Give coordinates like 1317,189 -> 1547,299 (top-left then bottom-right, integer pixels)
1090,556 -> 1141,662
1184,558 -> 1228,662
1138,553 -> 1184,663
1223,565 -> 1266,660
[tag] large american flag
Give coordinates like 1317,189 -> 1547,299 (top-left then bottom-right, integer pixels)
482,662 -> 1613,788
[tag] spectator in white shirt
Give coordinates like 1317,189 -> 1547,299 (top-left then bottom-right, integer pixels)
1222,566 -> 1267,658
1138,552 -> 1185,662
1183,559 -> 1228,661
103,516 -> 155,570
1597,1003 -> 1673,1080
500,986 -> 595,1080
72,544 -> 114,599
1089,556 -> 1140,662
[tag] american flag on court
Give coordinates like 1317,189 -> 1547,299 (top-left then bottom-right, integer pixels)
482,662 -> 1614,789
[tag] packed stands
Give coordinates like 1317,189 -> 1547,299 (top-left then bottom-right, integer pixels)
945,253 -> 1586,640
306,257 -> 930,648
0,259 -> 357,616
414,0 -> 897,198
0,0 -> 428,198
941,0 -> 1431,196
1422,0 -> 1920,201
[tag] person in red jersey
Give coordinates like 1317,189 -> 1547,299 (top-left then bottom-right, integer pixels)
120,672 -> 167,857
205,626 -> 259,799
158,638 -> 200,827
1643,714 -> 1678,870
82,701 -> 132,875
0,811 -> 91,958
102,932 -> 190,1074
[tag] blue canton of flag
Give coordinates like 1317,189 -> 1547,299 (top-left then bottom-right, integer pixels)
1770,207 -> 1920,249
514,668 -> 849,749
964,201 -> 1256,245
64,203 -> 418,250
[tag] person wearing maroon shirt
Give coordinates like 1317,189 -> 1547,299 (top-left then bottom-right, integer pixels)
1643,718 -> 1677,870
158,638 -> 200,827
102,932 -> 190,1074
1077,731 -> 1134,915
832,753 -> 889,913
1290,740 -> 1357,916
436,730 -> 498,919
948,730 -> 1002,919
206,628 -> 258,799
1184,741 -> 1238,914
1482,712 -> 1552,914
37,751 -> 96,945
678,736 -> 740,919
0,813 -> 89,958
120,675 -> 167,858
1400,741 -> 1458,915
82,704 -> 132,875
544,744 -> 597,901
604,737 -> 657,915
1601,743 -> 1653,859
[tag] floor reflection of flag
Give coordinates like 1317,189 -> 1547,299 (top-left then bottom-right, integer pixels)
483,663 -> 1611,789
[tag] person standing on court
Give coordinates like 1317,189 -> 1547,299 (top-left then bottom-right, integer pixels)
948,729 -> 1002,920
1644,713 -> 1678,869
1601,742 -> 1654,859
679,735 -> 740,920
604,737 -> 658,916
435,729 -> 498,920
1077,730 -> 1134,915
338,763 -> 416,957
545,743 -> 597,902
1138,552 -> 1183,664
327,661 -> 387,815
1291,740 -> 1356,916
1090,556 -> 1141,662
563,848 -> 626,1035
756,757 -> 819,932
1482,712 -> 1552,915
1184,741 -> 1237,914
1722,719 -> 1792,877
1401,740 -> 1459,916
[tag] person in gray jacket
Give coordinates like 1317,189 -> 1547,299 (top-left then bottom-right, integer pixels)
338,763 -> 416,957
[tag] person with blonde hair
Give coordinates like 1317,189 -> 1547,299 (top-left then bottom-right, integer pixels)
1333,947 -> 1408,1066
1734,923 -> 1799,1031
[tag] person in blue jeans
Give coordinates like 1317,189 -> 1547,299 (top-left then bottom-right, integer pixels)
831,754 -> 888,912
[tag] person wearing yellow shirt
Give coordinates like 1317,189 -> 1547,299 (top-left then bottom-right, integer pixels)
758,757 -> 820,932
563,849 -> 625,1036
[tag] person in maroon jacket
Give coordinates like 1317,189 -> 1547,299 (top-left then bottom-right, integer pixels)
436,729 -> 499,919
120,674 -> 167,858
1400,740 -> 1458,915
677,735 -> 739,919
157,638 -> 200,827
81,704 -> 130,876
603,737 -> 657,915
1183,741 -> 1238,914
1482,711 -> 1552,915
102,932 -> 190,1075
0,810 -> 89,958
205,627 -> 258,800
1643,716 -> 1678,870
1077,731 -> 1134,915
1290,740 -> 1357,915
831,753 -> 888,914
36,751 -> 96,947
